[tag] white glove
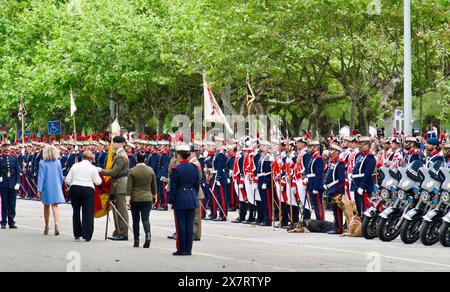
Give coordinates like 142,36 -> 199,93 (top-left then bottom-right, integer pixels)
97,167 -> 103,173
14,183 -> 20,191
227,179 -> 231,184
302,178 -> 308,185
357,188 -> 364,195
216,181 -> 221,186
0,177 -> 3,183
313,190 -> 319,195
262,184 -> 267,190
239,184 -> 244,189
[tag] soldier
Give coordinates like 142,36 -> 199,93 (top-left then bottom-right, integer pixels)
403,136 -> 422,167
305,140 -> 325,221
189,141 -> 204,241
0,142 -> 21,229
226,145 -> 237,211
352,136 -> 376,216
273,141 -> 290,228
100,136 -> 130,241
211,141 -> 228,221
444,142 -> 450,167
232,144 -> 248,223
324,144 -> 346,234
256,141 -> 273,226
388,137 -> 404,169
425,132 -> 444,168
156,141 -> 170,211
169,143 -> 200,256
294,137 -> 312,219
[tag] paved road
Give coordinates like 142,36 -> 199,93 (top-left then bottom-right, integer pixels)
0,199 -> 449,272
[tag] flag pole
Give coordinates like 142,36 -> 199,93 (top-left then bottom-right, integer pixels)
19,96 -> 26,145
70,87 -> 77,139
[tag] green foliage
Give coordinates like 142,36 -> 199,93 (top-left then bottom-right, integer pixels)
0,0 -> 448,137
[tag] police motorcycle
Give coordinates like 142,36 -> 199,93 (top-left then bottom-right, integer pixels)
419,166 -> 450,246
400,161 -> 444,244
362,166 -> 400,239
439,209 -> 450,247
377,161 -> 423,242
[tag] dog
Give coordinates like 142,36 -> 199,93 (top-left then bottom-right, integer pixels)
287,222 -> 311,233
287,220 -> 334,233
334,195 -> 362,237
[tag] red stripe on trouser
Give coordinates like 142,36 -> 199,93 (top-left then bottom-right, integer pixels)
230,182 -> 235,208
200,199 -> 205,218
162,182 -> 168,209
266,189 -> 272,222
363,192 -> 370,211
241,188 -> 248,202
212,187 -> 217,215
346,187 -> 351,201
219,186 -> 227,220
336,207 -> 342,232
173,211 -> 179,251
282,190 -> 288,203
21,176 -> 25,198
316,193 -> 324,220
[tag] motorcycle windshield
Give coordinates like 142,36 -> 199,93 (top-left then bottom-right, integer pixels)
420,167 -> 442,192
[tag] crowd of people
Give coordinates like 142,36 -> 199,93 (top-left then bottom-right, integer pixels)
0,129 -> 449,256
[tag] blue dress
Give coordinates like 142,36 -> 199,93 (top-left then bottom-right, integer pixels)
37,160 -> 66,205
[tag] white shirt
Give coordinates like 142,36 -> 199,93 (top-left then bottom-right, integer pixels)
66,160 -> 102,190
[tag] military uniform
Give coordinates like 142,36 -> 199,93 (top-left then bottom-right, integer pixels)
0,151 -> 20,228
352,148 -> 376,216
169,157 -> 200,256
306,147 -> 325,221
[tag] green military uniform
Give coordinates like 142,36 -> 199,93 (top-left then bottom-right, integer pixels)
190,156 -> 204,240
102,148 -> 129,238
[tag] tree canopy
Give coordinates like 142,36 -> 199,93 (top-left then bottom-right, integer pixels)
0,0 -> 448,138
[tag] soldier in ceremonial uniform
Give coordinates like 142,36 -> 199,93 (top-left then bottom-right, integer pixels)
0,142 -> 21,229
425,132 -> 444,168
403,136 -> 422,167
305,139 -> 325,221
351,136 -> 376,216
256,141 -> 273,226
169,143 -> 200,256
294,137 -> 312,219
324,144 -> 346,234
156,141 -> 170,211
211,141 -> 228,221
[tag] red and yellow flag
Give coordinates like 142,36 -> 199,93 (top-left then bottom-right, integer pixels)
94,143 -> 114,218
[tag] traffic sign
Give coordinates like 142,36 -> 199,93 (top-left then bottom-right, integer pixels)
48,121 -> 62,135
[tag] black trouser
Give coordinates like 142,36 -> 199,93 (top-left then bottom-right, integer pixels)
280,203 -> 290,226
70,185 -> 95,241
1,188 -> 16,227
238,201 -> 248,221
130,201 -> 152,241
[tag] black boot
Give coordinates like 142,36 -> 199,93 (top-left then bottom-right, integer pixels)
143,233 -> 151,249
133,239 -> 139,248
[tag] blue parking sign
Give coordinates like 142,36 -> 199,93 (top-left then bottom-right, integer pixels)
48,121 -> 62,135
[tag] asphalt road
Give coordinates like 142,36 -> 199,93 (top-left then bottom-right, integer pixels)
0,199 -> 449,272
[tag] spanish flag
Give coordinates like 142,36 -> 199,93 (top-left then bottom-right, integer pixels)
94,143 -> 114,218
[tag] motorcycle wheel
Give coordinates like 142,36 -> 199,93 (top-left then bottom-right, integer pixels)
439,222 -> 450,247
400,218 -> 422,244
419,220 -> 441,246
362,215 -> 378,240
377,216 -> 401,242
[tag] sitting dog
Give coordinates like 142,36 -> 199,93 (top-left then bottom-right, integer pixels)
334,196 -> 362,237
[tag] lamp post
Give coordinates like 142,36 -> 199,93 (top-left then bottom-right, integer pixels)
403,0 -> 413,135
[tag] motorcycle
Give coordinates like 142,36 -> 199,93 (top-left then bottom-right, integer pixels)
419,166 -> 450,246
377,161 -> 422,242
439,210 -> 450,247
400,161 -> 444,244
362,167 -> 400,239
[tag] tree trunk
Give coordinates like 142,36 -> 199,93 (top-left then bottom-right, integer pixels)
349,96 -> 357,131
357,98 -> 369,136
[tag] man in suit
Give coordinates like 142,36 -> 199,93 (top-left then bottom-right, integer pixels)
100,136 -> 130,241
169,143 -> 200,256
127,152 -> 157,248
0,143 -> 21,229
